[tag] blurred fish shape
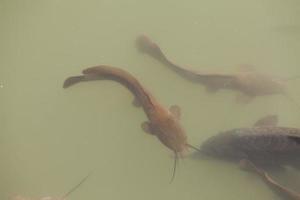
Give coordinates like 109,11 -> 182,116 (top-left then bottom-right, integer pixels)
136,34 -> 298,104
196,115 -> 300,170
195,115 -> 300,199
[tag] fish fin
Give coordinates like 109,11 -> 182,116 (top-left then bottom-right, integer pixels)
141,121 -> 154,135
169,105 -> 181,120
239,159 -> 266,176
235,93 -> 253,104
136,34 -> 166,62
132,97 -> 141,107
63,75 -> 86,88
253,115 -> 278,127
136,34 -> 157,53
240,159 -> 300,199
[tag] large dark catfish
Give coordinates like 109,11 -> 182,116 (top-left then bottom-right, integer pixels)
195,115 -> 300,199
197,115 -> 300,170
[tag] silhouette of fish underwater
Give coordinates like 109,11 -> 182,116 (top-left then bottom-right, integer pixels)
136,34 -> 299,104
196,115 -> 300,170
194,115 -> 300,199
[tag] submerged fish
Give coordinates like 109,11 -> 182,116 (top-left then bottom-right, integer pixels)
195,116 -> 300,199
64,65 -> 199,182
11,173 -> 90,200
136,34 -> 288,103
197,115 -> 300,170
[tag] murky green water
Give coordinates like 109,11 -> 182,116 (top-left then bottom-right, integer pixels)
1,0 -> 300,199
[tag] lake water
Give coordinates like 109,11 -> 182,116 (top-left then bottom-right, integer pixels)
1,0 -> 300,199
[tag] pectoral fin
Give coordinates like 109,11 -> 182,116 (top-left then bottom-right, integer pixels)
169,105 -> 181,120
253,115 -> 278,127
141,121 -> 154,135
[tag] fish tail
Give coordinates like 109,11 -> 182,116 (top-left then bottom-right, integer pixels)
135,34 -> 203,80
136,34 -> 168,64
63,74 -> 107,88
63,75 -> 86,88
81,65 -> 154,109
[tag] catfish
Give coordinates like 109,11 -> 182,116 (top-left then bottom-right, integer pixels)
64,65 -> 199,182
197,115 -> 300,170
136,34 -> 296,103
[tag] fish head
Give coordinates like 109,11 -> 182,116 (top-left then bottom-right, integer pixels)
153,109 -> 188,155
237,72 -> 286,95
200,132 -> 242,160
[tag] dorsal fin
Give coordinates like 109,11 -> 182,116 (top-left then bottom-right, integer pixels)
253,115 -> 278,127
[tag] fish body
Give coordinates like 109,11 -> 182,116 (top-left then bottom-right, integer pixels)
64,65 -> 188,156
197,115 -> 300,199
136,34 -> 286,99
199,126 -> 300,169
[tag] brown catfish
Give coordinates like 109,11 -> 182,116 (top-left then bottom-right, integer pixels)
11,173 -> 90,200
63,65 -> 198,181
136,34 -> 287,103
240,159 -> 300,200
